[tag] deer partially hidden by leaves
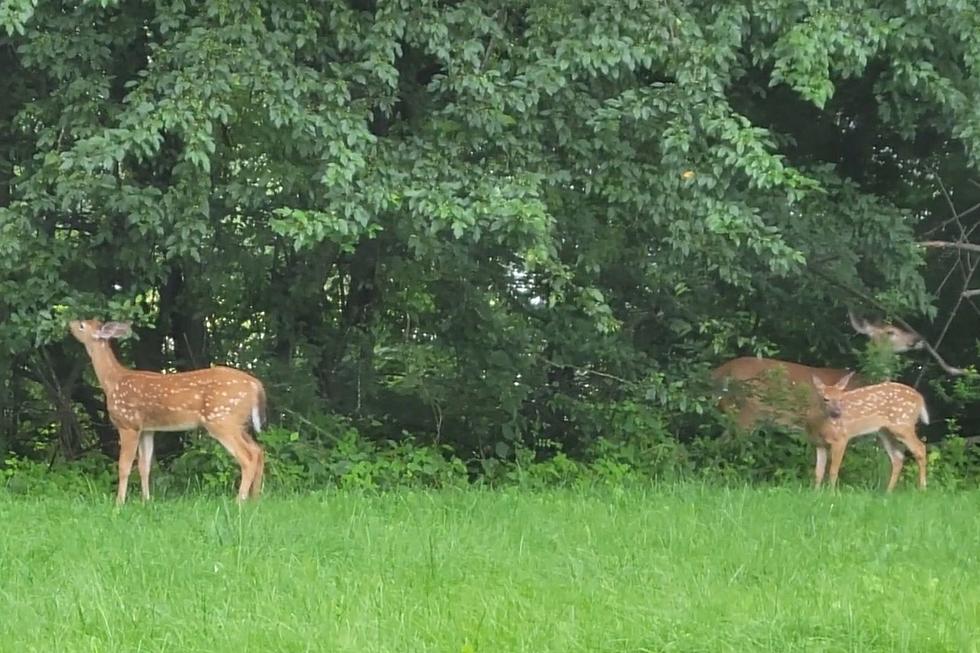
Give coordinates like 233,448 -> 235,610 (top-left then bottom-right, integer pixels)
69,320 -> 266,504
710,313 -> 939,489
811,372 -> 928,491
711,313 -> 924,433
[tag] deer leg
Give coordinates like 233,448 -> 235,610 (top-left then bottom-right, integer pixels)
877,432 -> 905,492
116,428 -> 139,505
733,403 -> 757,432
206,423 -> 257,502
890,426 -> 927,489
137,431 -> 155,501
827,440 -> 849,489
813,446 -> 828,488
243,433 -> 265,498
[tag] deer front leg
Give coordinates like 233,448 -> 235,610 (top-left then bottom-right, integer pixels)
137,431 -> 155,501
827,440 -> 849,489
116,428 -> 139,505
813,446 -> 828,488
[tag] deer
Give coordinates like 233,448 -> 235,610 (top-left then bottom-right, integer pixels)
69,319 -> 266,504
710,313 -> 930,487
712,313 -> 923,428
811,372 -> 928,491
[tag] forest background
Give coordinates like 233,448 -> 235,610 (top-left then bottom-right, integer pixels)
3,0 -> 980,493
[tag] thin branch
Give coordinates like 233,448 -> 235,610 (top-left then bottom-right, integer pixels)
934,252 -> 961,298
927,249 -> 978,373
935,173 -> 959,220
539,357 -> 634,386
920,199 -> 980,238
278,406 -> 343,443
921,240 -> 980,254
934,221 -> 980,296
920,342 -> 967,376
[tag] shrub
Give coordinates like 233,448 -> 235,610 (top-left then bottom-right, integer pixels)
0,454 -> 112,498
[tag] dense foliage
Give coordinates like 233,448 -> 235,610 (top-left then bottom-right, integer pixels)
2,0 -> 980,488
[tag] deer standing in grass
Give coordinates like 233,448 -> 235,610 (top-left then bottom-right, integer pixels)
811,372 -> 928,491
70,320 -> 266,504
711,313 -> 928,488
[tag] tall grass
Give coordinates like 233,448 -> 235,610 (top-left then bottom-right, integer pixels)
1,485 -> 978,652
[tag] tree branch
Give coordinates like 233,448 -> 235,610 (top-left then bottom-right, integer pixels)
921,240 -> 980,254
539,357 -> 634,386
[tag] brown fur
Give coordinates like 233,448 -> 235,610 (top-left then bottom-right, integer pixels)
70,319 -> 267,504
812,375 -> 927,491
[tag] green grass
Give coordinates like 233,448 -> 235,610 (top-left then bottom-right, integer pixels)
1,485 -> 979,652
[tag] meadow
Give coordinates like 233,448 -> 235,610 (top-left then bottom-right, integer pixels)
1,484 -> 979,652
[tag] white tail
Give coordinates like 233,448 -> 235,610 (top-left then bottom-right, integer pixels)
811,372 -> 928,491
70,319 -> 267,504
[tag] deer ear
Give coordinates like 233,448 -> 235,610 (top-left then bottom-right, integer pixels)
811,376 -> 826,391
836,371 -> 855,389
95,322 -> 133,340
848,310 -> 872,335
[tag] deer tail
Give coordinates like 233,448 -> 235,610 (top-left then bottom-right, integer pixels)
251,383 -> 267,433
920,404 -> 930,425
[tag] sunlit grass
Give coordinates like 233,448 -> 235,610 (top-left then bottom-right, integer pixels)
1,485 -> 978,652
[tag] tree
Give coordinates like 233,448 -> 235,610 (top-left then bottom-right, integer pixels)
1,0 -> 977,465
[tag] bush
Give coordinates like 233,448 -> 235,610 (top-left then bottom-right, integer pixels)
0,454 -> 112,498
164,416 -> 469,495
8,405 -> 980,498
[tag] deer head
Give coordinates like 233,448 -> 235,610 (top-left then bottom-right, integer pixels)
811,371 -> 856,419
848,311 -> 923,352
69,319 -> 132,342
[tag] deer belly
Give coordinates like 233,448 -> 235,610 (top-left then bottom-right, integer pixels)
149,421 -> 200,432
840,421 -> 883,439
141,406 -> 203,431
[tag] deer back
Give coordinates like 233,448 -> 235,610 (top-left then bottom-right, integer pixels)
821,382 -> 927,438
108,366 -> 263,432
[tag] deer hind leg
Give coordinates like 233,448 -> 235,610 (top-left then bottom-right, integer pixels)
116,428 -> 140,505
813,446 -> 828,488
206,421 -> 259,502
137,431 -> 155,501
731,398 -> 765,433
246,435 -> 265,498
888,426 -> 927,490
877,432 -> 906,492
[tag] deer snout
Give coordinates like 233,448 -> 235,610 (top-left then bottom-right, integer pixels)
824,400 -> 843,419
889,328 -> 924,352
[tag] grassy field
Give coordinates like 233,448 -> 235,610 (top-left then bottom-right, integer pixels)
1,484 -> 979,652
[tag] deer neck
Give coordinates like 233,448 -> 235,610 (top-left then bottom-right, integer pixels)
84,340 -> 128,395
